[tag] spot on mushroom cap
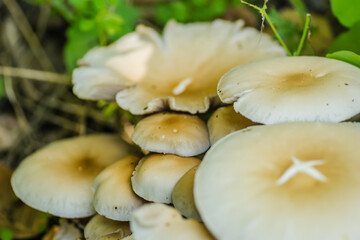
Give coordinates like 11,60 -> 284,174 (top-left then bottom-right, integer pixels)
11,134 -> 138,218
131,154 -> 201,203
195,122 -> 360,240
218,56 -> 360,124
93,155 -> 146,221
130,203 -> 214,240
132,112 -> 210,157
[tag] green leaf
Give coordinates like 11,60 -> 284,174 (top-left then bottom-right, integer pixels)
330,0 -> 360,28
64,22 -> 98,72
326,50 -> 360,68
0,228 -> 13,240
328,21 -> 360,55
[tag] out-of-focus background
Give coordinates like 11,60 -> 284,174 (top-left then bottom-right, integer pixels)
0,0 -> 359,239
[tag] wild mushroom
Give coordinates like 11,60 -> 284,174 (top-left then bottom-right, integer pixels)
130,203 -> 214,240
92,155 -> 146,221
132,112 -> 209,157
11,134 -> 138,218
131,154 -> 200,203
207,105 -> 258,145
172,165 -> 202,221
195,122 -> 360,240
84,215 -> 131,240
115,19 -> 285,115
218,56 -> 360,124
72,31 -> 153,100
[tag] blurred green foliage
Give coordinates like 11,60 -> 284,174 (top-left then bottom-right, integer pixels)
330,0 -> 360,28
0,228 -> 13,240
154,0 -> 241,25
31,0 -> 139,72
0,78 -> 4,98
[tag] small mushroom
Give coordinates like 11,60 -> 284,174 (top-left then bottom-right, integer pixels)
84,215 -> 131,240
132,112 -> 209,157
131,154 -> 200,203
11,135 -> 138,218
93,155 -> 146,221
130,203 -> 214,240
172,165 -> 201,221
218,56 -> 360,124
195,122 -> 360,240
207,106 -> 258,145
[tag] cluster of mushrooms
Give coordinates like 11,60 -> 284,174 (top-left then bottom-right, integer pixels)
10,19 -> 360,240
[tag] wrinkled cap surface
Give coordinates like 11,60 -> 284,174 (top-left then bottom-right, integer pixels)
218,56 -> 360,124
130,203 -> 214,240
195,122 -> 360,240
84,215 -> 131,240
115,19 -> 285,114
132,112 -> 209,157
11,135 -> 138,218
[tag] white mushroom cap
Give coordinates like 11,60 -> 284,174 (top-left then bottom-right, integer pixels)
131,154 -> 200,203
11,135 -> 138,218
218,56 -> 360,124
132,112 -> 209,157
195,122 -> 360,240
207,106 -> 258,145
115,19 -> 285,115
73,31 -> 153,100
93,155 -> 146,221
172,165 -> 202,221
130,203 -> 214,240
84,215 -> 131,240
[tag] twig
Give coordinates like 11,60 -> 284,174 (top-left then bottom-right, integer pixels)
2,0 -> 55,71
0,66 -> 70,84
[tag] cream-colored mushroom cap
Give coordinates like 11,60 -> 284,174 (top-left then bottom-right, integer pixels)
195,122 -> 360,240
207,106 -> 258,145
130,203 -> 214,240
132,112 -> 209,157
115,19 -> 285,115
131,154 -> 200,204
93,155 -> 146,221
11,134 -> 138,218
218,56 -> 360,124
172,165 -> 201,221
84,215 -> 131,240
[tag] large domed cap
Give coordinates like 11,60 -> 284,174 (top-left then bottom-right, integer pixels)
195,122 -> 360,240
93,155 -> 146,221
84,215 -> 131,240
172,165 -> 201,221
131,154 -> 200,204
11,134 -> 138,218
132,112 -> 209,157
207,106 -> 258,145
130,203 -> 214,240
218,56 -> 360,124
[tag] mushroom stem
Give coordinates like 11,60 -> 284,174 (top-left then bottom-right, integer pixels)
276,156 -> 327,185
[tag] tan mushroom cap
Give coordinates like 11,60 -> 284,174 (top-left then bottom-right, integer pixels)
207,106 -> 258,145
84,215 -> 131,240
132,112 -> 209,157
218,56 -> 360,124
195,122 -> 360,240
93,155 -> 146,221
11,134 -> 138,218
130,203 -> 214,240
131,154 -> 200,203
172,165 -> 201,221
